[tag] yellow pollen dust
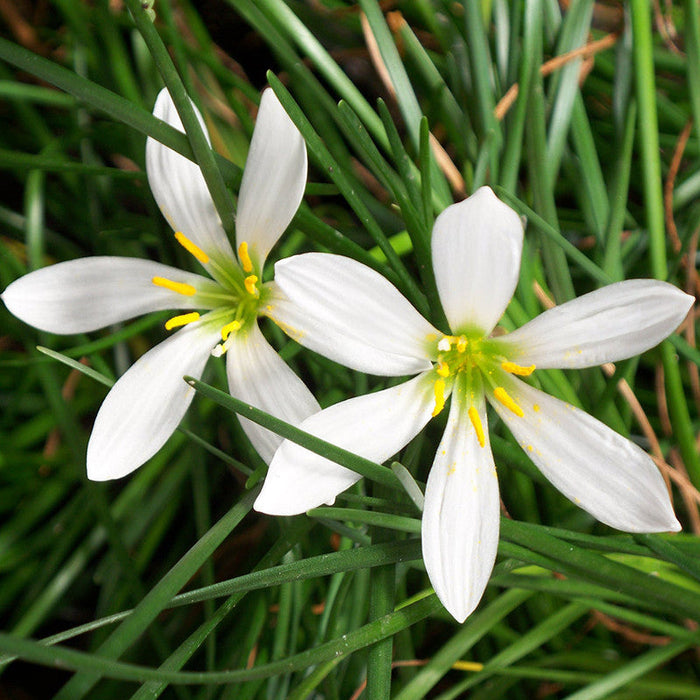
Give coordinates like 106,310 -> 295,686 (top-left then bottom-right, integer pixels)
436,360 -> 451,378
221,320 -> 242,340
468,406 -> 486,447
244,275 -> 259,296
165,312 -> 200,331
533,403 -> 541,412
152,276 -> 196,296
175,232 -> 209,264
501,361 -> 535,376
493,386 -> 524,417
432,378 -> 446,417
238,241 -> 253,273
456,336 -> 468,353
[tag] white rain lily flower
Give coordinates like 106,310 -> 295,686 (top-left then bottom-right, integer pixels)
2,87 -> 318,480
256,186 -> 693,622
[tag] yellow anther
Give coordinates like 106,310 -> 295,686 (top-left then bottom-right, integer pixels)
437,337 -> 452,352
501,361 -> 536,376
238,241 -> 253,273
493,386 -> 524,417
244,275 -> 259,296
164,312 -> 200,331
456,336 -> 468,353
436,360 -> 451,378
221,320 -> 242,340
452,661 -> 484,673
468,406 -> 486,448
432,378 -> 446,417
174,231 -> 209,264
151,276 -> 196,296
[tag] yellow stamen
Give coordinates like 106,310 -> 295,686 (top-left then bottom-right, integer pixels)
501,361 -> 536,376
175,231 -> 209,264
452,661 -> 484,672
164,312 -> 200,331
432,378 -> 446,417
221,320 -> 242,340
436,360 -> 451,378
468,406 -> 485,447
238,241 -> 253,273
456,336 -> 468,353
493,386 -> 524,417
151,276 -> 196,296
244,274 -> 259,296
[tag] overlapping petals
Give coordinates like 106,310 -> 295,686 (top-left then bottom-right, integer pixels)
269,253 -> 437,376
225,323 -> 320,463
87,320 -> 221,480
255,373 -> 437,515
431,187 -> 524,335
499,279 -> 693,369
4,86 -> 315,482
259,185 -> 690,623
1,257 -> 218,334
489,378 -> 680,532
146,90 -> 235,269
236,89 -> 308,269
422,387 -> 500,622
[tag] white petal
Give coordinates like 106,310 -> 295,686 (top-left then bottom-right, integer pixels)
432,187 -> 524,334
269,253 -> 438,376
236,88 -> 307,267
225,322 -> 320,463
422,392 -> 500,622
255,372 -> 436,515
498,279 -> 694,369
490,379 -> 680,532
87,320 -> 220,480
1,257 -> 217,334
146,88 -> 235,265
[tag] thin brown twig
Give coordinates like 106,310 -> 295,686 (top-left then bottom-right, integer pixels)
664,119 -> 693,254
653,0 -> 684,56
655,364 -> 673,437
494,32 -> 619,121
360,11 -> 466,196
666,449 -> 700,534
589,610 -> 672,646
683,227 -> 700,415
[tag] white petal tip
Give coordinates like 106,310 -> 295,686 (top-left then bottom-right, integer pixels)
86,460 -> 124,482
253,491 -> 308,516
254,475 -> 340,516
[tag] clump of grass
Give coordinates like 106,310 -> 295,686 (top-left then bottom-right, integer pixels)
0,1 -> 699,698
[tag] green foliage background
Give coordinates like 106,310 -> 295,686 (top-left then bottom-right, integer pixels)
1,0 -> 700,697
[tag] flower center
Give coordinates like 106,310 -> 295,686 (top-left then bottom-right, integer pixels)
152,233 -> 268,354
431,333 -> 537,446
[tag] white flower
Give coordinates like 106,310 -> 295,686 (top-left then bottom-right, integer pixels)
2,88 -> 318,480
255,186 -> 693,622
